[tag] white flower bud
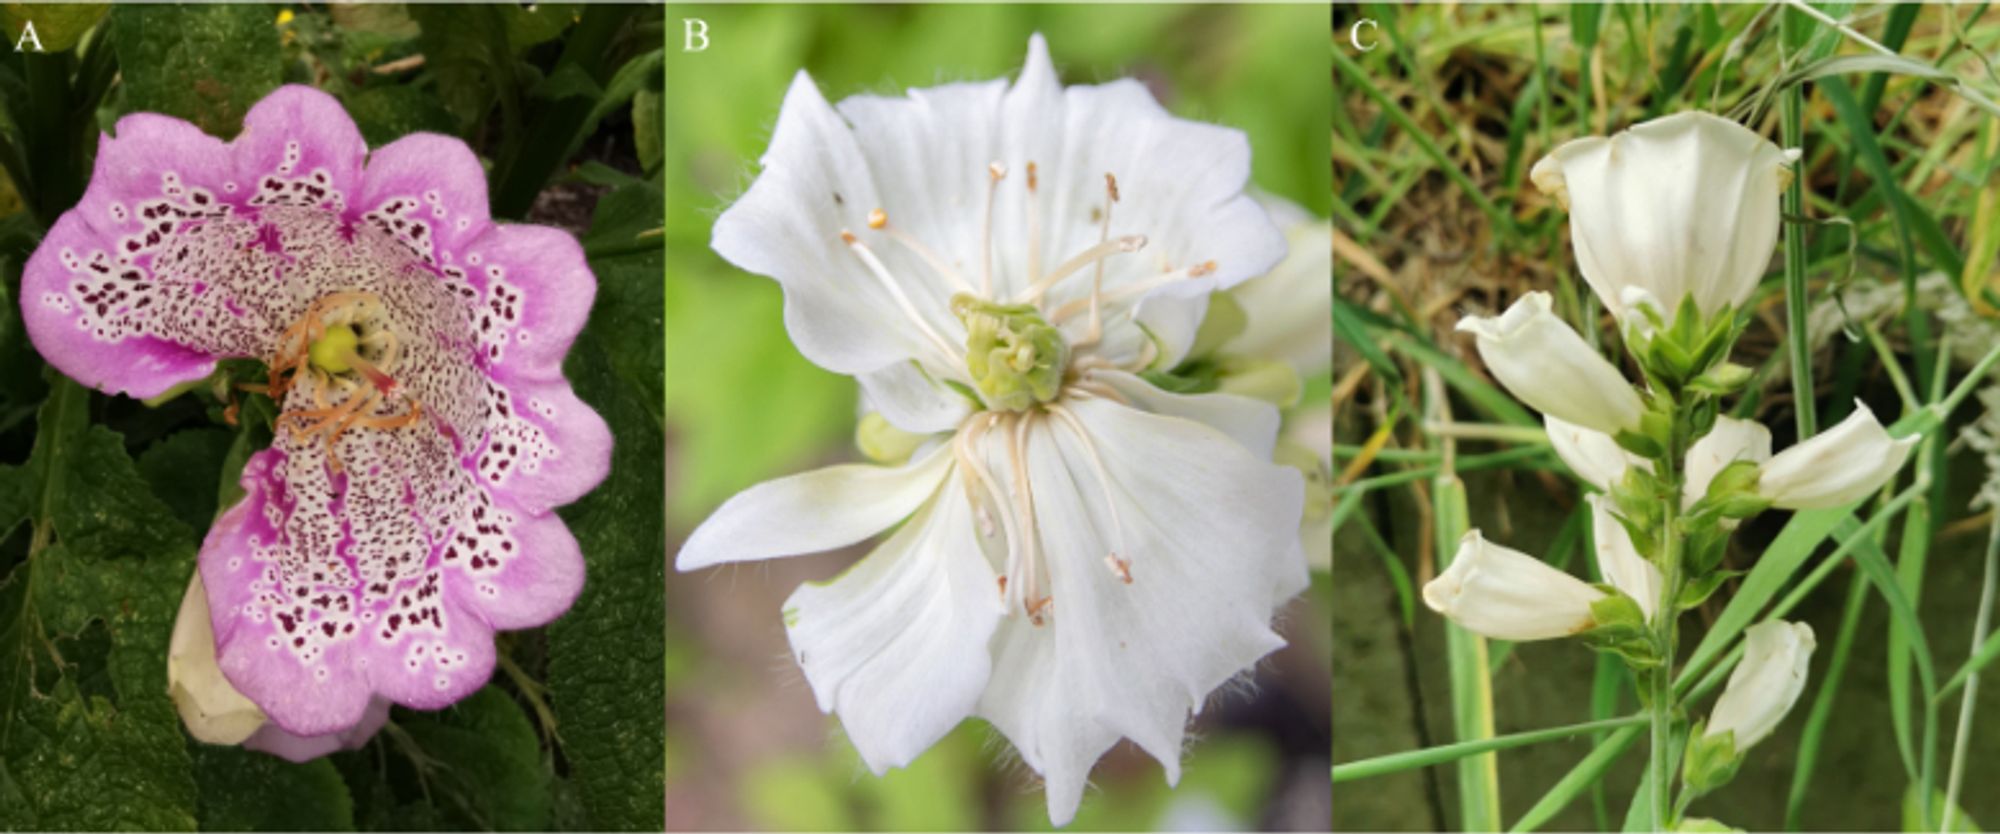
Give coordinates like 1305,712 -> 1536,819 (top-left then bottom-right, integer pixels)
1532,111 -> 1797,321
1456,292 -> 1645,437
1589,495 -> 1662,622
1423,530 -> 1606,641
168,572 -> 266,745
1757,402 -> 1919,509
1706,620 -> 1816,750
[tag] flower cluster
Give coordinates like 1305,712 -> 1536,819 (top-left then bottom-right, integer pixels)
1427,112 -> 1918,821
675,35 -> 1310,825
24,86 -> 610,758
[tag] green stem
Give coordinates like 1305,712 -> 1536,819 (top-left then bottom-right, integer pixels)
1333,715 -> 1649,782
1781,78 -> 1816,439
1648,405 -> 1691,830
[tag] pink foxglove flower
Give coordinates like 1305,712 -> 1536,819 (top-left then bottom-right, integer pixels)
677,36 -> 1306,825
24,86 -> 610,751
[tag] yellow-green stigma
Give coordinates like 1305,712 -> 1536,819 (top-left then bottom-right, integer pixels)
952,292 -> 1069,412
307,324 -> 361,374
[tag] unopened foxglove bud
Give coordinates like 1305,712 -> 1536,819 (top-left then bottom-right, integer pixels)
168,573 -> 267,745
1757,403 -> 1919,509
1423,530 -> 1606,641
1457,292 -> 1646,437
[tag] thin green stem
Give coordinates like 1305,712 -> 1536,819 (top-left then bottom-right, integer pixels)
1782,65 -> 1816,438
1941,513 -> 2000,832
1333,715 -> 1650,783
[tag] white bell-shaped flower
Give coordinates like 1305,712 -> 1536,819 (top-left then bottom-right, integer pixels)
1531,111 -> 1797,321
1423,530 -> 1606,641
1457,292 -> 1645,437
1757,402 -> 1919,509
1588,495 -> 1663,622
1705,620 -> 1816,749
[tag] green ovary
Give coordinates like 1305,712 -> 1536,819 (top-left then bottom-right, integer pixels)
952,293 -> 1069,412
308,324 -> 361,374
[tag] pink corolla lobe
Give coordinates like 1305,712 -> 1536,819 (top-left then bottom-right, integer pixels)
21,85 -> 611,750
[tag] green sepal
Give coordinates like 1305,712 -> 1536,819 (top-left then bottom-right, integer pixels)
1680,721 -> 1743,800
1683,523 -> 1733,576
1615,428 -> 1665,459
1688,362 -> 1754,397
1677,569 -> 1744,611
1690,459 -> 1771,522
1610,466 -> 1665,540
1581,591 -> 1661,669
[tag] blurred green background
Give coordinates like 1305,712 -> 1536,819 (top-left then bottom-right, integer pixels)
663,5 -> 1331,830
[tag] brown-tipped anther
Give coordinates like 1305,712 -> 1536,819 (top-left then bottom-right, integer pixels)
1105,553 -> 1133,584
989,161 -> 1008,181
840,230 -> 858,244
1027,162 -> 1039,191
1105,172 -> 1120,202
867,208 -> 887,230
1190,260 -> 1217,277
1026,595 -> 1052,626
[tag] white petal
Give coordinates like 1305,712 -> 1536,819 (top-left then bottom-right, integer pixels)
1589,495 -> 1662,622
1707,620 -> 1815,749
1544,415 -> 1645,492
860,360 -> 973,435
1532,111 -> 1792,319
710,71 -> 965,378
1225,197 -> 1333,376
1683,416 -> 1773,507
1757,402 -> 1919,509
1423,530 -> 1605,641
1091,369 -> 1281,458
977,397 -> 1304,824
676,443 -> 954,570
168,572 -> 267,745
784,491 -> 1004,774
1457,292 -> 1645,435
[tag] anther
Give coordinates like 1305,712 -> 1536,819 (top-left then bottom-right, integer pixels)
867,208 -> 887,230
1105,554 -> 1133,584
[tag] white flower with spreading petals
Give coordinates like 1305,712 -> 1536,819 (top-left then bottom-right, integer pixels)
676,35 -> 1306,826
